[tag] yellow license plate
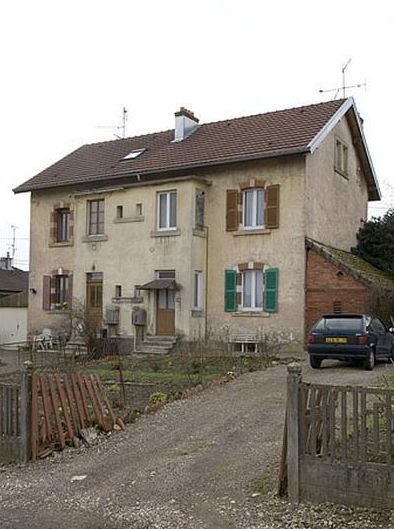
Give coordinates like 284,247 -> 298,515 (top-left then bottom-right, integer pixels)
326,337 -> 347,344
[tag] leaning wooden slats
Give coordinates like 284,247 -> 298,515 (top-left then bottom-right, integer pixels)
32,373 -> 121,459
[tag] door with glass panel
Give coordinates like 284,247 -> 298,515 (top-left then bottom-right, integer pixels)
156,289 -> 175,335
86,273 -> 103,331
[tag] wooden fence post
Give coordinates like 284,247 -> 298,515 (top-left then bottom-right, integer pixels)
20,361 -> 33,463
287,364 -> 302,503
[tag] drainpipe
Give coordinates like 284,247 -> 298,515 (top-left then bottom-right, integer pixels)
204,225 -> 209,342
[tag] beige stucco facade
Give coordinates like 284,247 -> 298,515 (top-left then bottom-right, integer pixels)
27,113 -> 371,345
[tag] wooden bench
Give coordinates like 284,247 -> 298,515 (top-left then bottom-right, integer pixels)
229,332 -> 263,353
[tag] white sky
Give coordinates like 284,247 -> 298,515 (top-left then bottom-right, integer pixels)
1,0 -> 393,270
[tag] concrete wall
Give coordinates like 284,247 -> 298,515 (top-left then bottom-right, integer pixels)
305,116 -> 369,250
0,307 -> 28,345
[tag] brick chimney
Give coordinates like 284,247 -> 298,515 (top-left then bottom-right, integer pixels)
174,107 -> 199,142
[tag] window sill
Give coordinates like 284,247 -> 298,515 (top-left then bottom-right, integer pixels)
49,241 -> 73,248
112,296 -> 144,304
82,234 -> 108,243
192,228 -> 207,238
191,309 -> 205,317
334,168 -> 349,180
151,228 -> 181,238
233,228 -> 271,236
45,309 -> 71,314
114,216 -> 144,224
231,311 -> 271,318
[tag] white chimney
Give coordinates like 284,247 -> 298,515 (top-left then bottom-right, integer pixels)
174,107 -> 199,142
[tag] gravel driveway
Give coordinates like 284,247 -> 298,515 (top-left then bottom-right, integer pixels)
1,359 -> 394,529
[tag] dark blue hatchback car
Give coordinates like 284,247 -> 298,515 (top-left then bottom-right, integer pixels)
307,314 -> 394,370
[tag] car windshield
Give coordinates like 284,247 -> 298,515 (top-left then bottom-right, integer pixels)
315,317 -> 363,332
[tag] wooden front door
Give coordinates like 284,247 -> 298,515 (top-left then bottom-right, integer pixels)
86,275 -> 103,331
156,289 -> 175,335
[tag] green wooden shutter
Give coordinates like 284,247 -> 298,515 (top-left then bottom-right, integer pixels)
264,268 -> 279,313
224,270 -> 237,312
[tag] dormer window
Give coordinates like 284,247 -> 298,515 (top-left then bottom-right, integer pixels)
121,148 -> 146,161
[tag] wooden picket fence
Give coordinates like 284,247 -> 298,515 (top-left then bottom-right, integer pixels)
31,372 -> 123,459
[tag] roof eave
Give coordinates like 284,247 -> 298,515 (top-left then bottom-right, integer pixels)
13,147 -> 308,194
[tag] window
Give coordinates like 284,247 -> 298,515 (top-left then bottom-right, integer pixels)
242,270 -> 263,310
335,139 -> 348,175
116,205 -> 123,219
195,190 -> 205,230
88,199 -> 105,235
55,275 -> 68,305
156,270 -> 176,279
121,148 -> 146,161
157,191 -> 177,230
115,285 -> 122,297
56,209 -> 70,242
193,271 -> 203,309
136,203 -> 143,216
243,188 -> 264,229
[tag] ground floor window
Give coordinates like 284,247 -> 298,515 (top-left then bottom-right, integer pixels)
242,270 -> 263,310
55,275 -> 68,305
193,271 -> 203,310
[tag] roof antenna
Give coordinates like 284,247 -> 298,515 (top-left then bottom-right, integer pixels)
10,225 -> 17,262
319,59 -> 366,99
97,107 -> 128,138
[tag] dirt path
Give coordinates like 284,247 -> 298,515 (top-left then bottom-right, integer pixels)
0,359 -> 393,529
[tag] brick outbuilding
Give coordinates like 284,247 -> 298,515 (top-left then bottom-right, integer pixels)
305,239 -> 394,336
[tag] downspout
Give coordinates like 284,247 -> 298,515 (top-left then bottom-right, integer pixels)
205,225 -> 209,342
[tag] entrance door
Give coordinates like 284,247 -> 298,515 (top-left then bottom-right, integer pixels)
156,289 -> 175,335
86,273 -> 103,331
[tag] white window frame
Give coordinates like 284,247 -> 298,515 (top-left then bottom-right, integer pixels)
241,270 -> 263,311
193,271 -> 203,310
242,188 -> 264,229
157,190 -> 177,231
335,138 -> 348,176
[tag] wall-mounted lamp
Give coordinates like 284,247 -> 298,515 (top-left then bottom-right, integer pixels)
29,288 -> 37,294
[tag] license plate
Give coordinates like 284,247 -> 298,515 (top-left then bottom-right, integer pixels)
326,337 -> 347,344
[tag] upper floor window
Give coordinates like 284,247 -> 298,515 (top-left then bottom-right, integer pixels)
243,188 -> 264,229
335,138 -> 348,176
157,191 -> 177,230
56,208 -> 70,242
55,275 -> 68,305
195,190 -> 205,230
88,199 -> 105,235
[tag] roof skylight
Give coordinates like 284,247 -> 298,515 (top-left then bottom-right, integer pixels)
121,148 -> 146,161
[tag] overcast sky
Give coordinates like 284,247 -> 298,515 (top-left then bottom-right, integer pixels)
1,0 -> 393,270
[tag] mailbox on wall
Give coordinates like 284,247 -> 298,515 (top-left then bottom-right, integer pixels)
132,308 -> 146,326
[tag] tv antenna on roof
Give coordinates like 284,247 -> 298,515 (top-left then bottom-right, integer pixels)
97,107 -> 128,138
10,225 -> 18,261
319,59 -> 366,99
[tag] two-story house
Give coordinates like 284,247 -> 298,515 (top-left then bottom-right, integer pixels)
14,98 -> 380,350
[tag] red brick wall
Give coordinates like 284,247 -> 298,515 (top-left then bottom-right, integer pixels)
305,249 -> 369,335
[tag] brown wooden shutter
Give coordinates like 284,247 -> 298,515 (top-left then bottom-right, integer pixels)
42,275 -> 51,310
265,184 -> 280,229
226,190 -> 239,231
66,274 -> 73,309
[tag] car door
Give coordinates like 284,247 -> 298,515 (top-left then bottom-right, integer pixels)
370,318 -> 388,358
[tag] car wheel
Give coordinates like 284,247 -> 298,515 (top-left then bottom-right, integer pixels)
364,349 -> 375,371
310,356 -> 322,369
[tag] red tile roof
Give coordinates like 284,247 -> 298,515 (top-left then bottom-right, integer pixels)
15,99 -> 347,193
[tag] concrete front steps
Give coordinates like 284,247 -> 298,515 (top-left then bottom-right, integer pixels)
135,335 -> 177,355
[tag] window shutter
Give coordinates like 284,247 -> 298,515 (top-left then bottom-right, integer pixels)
226,190 -> 239,231
264,268 -> 279,313
265,185 -> 280,229
66,274 -> 73,309
224,270 -> 237,312
42,275 -> 51,310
